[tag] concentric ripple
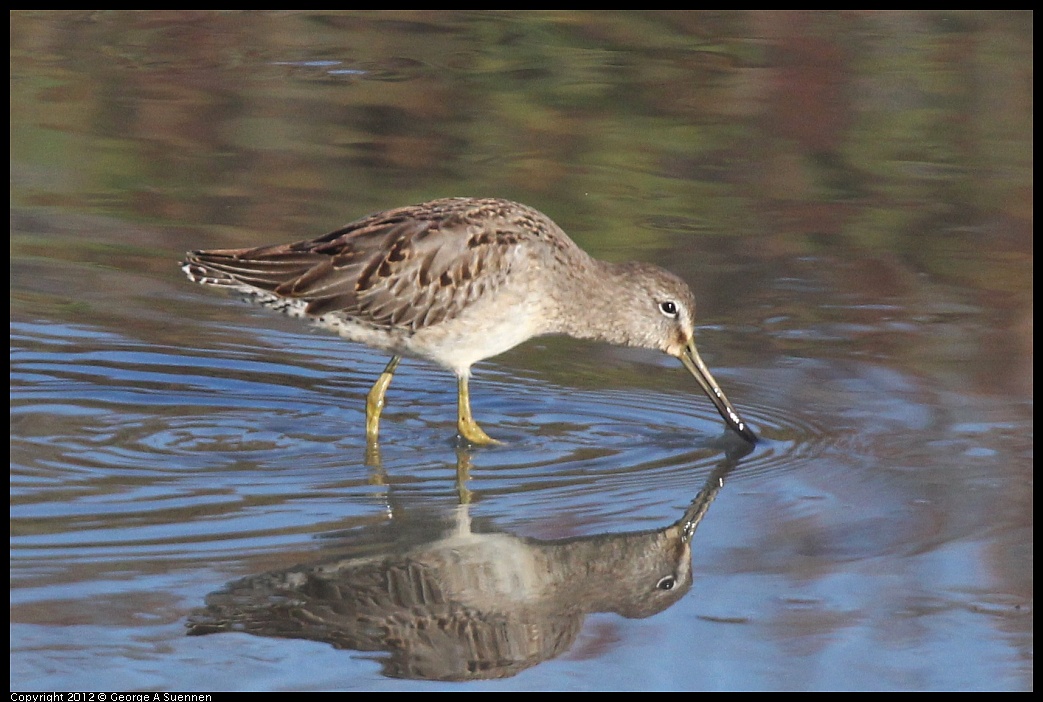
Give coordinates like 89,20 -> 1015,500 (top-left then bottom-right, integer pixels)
12,318 -> 840,581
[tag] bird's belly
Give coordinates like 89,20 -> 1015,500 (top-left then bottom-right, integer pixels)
405,311 -> 543,375
287,284 -> 549,374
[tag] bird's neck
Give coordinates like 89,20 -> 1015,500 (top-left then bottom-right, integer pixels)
550,259 -> 637,346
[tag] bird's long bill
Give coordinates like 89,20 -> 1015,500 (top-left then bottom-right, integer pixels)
679,339 -> 757,444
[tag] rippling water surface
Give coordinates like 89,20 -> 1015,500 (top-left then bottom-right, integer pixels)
11,10 -> 1032,691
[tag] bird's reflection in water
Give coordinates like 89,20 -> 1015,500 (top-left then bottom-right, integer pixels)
188,443 -> 751,680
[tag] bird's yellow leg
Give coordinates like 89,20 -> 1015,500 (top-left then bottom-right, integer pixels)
366,356 -> 401,441
457,375 -> 501,446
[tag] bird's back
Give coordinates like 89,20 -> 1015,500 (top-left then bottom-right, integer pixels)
183,197 -> 580,334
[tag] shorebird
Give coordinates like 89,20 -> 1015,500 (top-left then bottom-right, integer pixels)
182,197 -> 756,445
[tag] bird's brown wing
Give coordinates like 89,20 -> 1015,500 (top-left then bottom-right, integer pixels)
183,198 -> 535,331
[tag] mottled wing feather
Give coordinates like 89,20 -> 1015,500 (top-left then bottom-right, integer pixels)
184,200 -> 522,332
184,250 -> 321,291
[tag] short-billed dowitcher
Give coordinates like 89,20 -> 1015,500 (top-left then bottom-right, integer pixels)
182,197 -> 756,445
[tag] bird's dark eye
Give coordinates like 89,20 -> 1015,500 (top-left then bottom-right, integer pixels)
658,301 -> 678,318
656,575 -> 676,591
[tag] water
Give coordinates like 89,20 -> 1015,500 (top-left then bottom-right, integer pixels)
10,11 -> 1032,691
